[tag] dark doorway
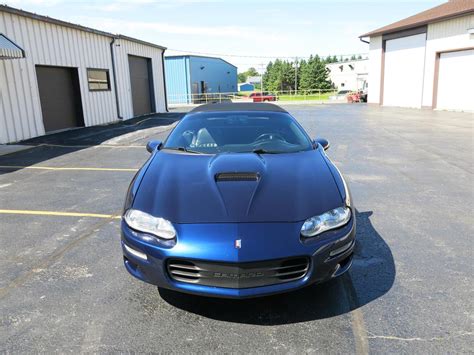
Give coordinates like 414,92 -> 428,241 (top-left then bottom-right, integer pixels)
36,66 -> 84,132
191,82 -> 199,104
128,55 -> 155,116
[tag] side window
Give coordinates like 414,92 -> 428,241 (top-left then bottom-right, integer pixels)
87,69 -> 110,91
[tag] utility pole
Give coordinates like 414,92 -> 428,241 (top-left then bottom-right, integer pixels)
294,56 -> 298,95
260,62 -> 264,93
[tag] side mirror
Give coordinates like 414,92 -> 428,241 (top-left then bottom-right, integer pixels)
315,137 -> 330,151
146,140 -> 162,153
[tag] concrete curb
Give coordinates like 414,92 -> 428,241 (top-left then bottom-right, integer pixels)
0,145 -> 35,157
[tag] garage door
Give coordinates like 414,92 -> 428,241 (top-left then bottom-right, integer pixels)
383,33 -> 426,108
436,49 -> 474,112
36,66 -> 84,132
128,55 -> 154,116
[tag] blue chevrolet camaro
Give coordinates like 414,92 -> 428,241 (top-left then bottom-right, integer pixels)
121,103 -> 355,298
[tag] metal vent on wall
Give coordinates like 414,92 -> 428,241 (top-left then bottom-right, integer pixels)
0,34 -> 25,59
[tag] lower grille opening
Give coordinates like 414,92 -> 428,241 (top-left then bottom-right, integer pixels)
168,260 -> 200,282
339,253 -> 353,270
167,257 -> 310,289
275,257 -> 309,280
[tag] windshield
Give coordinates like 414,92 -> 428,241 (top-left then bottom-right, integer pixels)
163,111 -> 313,154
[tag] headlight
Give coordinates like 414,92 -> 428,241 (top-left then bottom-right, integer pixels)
301,207 -> 351,238
124,209 -> 176,240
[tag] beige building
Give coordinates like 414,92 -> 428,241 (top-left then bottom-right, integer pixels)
326,59 -> 368,92
360,0 -> 474,111
0,5 -> 168,144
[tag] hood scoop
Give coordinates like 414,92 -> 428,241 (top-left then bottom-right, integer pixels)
215,172 -> 260,182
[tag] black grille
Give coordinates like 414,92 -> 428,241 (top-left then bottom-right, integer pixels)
167,257 -> 309,289
215,172 -> 260,182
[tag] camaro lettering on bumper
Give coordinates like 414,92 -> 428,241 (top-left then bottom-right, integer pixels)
213,272 -> 265,279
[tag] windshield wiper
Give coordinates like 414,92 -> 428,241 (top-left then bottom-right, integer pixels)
251,148 -> 279,154
163,147 -> 203,154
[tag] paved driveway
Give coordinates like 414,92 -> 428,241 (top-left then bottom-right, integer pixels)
0,104 -> 472,353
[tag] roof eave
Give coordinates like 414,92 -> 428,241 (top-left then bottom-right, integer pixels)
359,9 -> 474,38
165,54 -> 237,69
0,4 -> 167,51
116,35 -> 166,51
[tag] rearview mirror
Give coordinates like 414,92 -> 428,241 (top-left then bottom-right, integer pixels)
315,137 -> 330,151
146,140 -> 162,153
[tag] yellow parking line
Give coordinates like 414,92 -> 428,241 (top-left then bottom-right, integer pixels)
0,165 -> 138,172
0,209 -> 122,219
37,143 -> 145,149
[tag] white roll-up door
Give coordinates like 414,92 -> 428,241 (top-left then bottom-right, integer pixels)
436,49 -> 474,112
383,33 -> 426,108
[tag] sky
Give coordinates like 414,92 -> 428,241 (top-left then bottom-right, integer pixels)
4,0 -> 445,72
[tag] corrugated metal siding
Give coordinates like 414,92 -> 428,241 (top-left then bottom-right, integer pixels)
0,10 -> 166,143
0,11 -> 117,143
114,38 -> 166,118
164,57 -> 190,104
427,14 -> 474,40
189,56 -> 237,94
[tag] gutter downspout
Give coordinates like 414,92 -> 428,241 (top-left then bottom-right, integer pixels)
161,50 -> 169,112
110,37 -> 122,119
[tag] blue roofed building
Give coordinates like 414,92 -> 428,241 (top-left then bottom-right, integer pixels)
238,83 -> 255,92
165,55 -> 238,104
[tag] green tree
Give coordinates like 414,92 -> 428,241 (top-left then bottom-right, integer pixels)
298,55 -> 333,91
263,59 -> 294,92
246,67 -> 259,77
324,55 -> 333,63
262,55 -> 333,92
238,67 -> 260,83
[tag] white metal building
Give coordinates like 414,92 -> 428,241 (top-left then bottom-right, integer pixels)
247,76 -> 262,85
0,5 -> 168,144
326,59 -> 368,91
360,0 -> 474,111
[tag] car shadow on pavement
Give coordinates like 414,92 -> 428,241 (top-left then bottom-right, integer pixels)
0,112 -> 184,175
159,210 -> 395,325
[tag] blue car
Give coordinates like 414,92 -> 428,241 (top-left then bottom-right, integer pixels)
121,103 -> 355,298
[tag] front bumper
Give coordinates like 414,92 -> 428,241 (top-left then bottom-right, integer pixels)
121,217 -> 355,299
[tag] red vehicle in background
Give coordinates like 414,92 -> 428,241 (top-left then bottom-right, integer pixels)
347,91 -> 367,103
249,92 -> 278,102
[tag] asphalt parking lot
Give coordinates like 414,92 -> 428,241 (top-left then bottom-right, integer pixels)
0,104 -> 472,353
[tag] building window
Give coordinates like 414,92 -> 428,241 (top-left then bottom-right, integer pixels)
87,69 -> 110,91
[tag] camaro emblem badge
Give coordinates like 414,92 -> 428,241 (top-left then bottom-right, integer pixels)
234,239 -> 242,249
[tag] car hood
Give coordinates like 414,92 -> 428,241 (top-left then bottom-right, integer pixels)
133,150 -> 343,224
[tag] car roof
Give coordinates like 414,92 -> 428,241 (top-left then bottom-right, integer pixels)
190,102 -> 288,113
